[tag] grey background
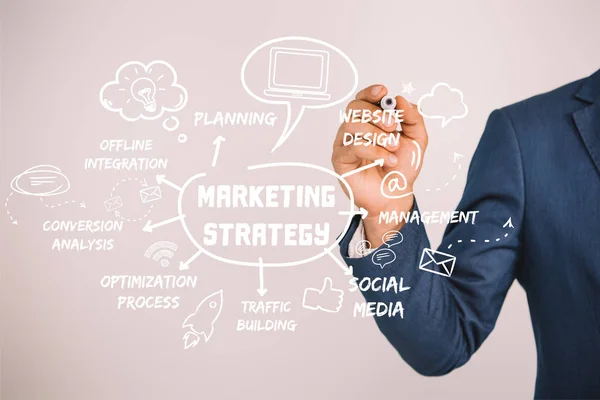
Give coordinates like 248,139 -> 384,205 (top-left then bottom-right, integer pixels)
2,0 -> 600,399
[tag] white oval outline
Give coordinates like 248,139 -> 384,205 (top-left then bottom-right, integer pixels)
10,165 -> 71,197
177,162 -> 355,268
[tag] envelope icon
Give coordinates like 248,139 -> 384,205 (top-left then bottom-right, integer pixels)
140,186 -> 162,204
419,248 -> 456,277
104,196 -> 123,212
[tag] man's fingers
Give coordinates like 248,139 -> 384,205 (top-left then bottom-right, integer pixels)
345,100 -> 398,133
338,143 -> 398,168
396,95 -> 428,144
355,85 -> 388,104
334,121 -> 400,150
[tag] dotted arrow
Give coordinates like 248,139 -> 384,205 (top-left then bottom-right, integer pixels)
424,152 -> 464,193
39,198 -> 86,209
447,217 -> 514,250
4,192 -> 18,225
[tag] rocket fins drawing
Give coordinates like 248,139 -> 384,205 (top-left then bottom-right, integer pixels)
182,290 -> 223,349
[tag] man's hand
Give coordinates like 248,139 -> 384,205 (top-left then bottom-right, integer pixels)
331,84 -> 428,247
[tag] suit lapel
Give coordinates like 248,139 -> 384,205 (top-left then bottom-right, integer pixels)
573,102 -> 600,176
573,70 -> 600,176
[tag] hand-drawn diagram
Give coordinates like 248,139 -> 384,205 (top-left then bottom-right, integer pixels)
5,165 -> 84,225
144,241 -> 179,267
107,177 -> 155,222
424,152 -> 464,193
4,192 -> 18,225
211,136 -> 226,167
242,36 -> 358,152
419,248 -> 457,277
371,248 -> 396,269
381,170 -> 412,199
401,82 -> 416,96
382,230 -> 403,246
182,290 -> 224,349
139,186 -> 162,204
104,196 -> 123,212
355,239 -> 372,256
418,82 -> 468,128
368,230 -> 404,269
446,217 -> 514,249
11,165 -> 70,197
302,278 -> 344,313
148,162 -> 357,269
39,198 -> 86,209
379,140 -> 422,199
264,47 -> 331,101
100,60 -> 188,122
5,36 -> 477,347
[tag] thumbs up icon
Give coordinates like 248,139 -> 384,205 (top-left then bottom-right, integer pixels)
302,277 -> 344,313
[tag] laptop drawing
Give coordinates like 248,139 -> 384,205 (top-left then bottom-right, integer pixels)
264,47 -> 331,101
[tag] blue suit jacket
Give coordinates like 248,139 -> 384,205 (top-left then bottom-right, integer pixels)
340,69 -> 600,399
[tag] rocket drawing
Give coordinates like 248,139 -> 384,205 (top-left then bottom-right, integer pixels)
182,290 -> 223,349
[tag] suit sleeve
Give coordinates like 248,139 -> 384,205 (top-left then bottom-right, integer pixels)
339,109 -> 524,376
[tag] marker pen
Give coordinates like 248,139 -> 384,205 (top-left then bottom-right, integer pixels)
379,95 -> 401,132
380,95 -> 397,111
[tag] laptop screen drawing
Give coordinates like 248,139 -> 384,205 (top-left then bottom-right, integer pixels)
264,47 -> 331,101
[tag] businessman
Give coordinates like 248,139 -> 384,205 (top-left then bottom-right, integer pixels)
332,69 -> 600,398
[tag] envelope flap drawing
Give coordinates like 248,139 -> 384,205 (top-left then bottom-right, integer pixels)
104,196 -> 123,212
140,186 -> 162,204
419,248 -> 456,277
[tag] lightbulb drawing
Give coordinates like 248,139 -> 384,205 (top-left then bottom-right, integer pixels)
100,60 -> 189,121
131,77 -> 157,112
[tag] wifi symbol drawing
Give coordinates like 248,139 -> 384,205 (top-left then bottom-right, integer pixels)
144,241 -> 178,267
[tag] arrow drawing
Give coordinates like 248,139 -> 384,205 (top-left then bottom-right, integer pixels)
142,215 -> 186,233
447,217 -> 515,249
212,136 -> 226,167
338,207 -> 368,219
108,177 -> 154,222
39,198 -> 86,209
179,249 -> 203,271
257,257 -> 267,296
4,192 -> 18,225
156,174 -> 184,192
503,217 -> 514,229
424,152 -> 464,193
323,247 -> 353,276
341,158 -> 384,179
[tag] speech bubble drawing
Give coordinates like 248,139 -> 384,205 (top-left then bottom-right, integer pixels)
241,36 -> 358,152
417,82 -> 468,128
382,230 -> 404,247
355,239 -> 372,256
371,248 -> 396,269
